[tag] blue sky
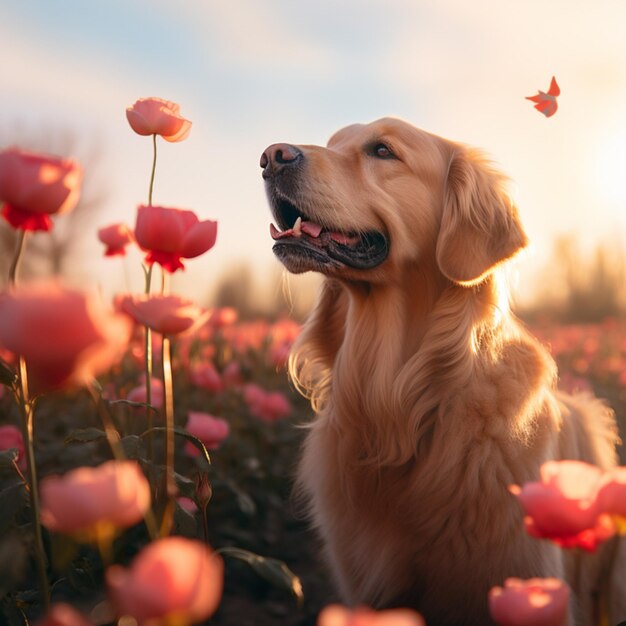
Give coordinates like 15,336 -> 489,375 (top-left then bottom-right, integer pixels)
2,0 -> 626,304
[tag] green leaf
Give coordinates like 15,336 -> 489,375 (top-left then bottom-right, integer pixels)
67,557 -> 99,594
173,502 -> 198,538
109,398 -> 160,414
50,533 -> 80,572
0,533 -> 28,601
64,428 -> 107,445
142,462 -> 197,500
173,471 -> 197,499
0,360 -> 16,388
140,427 -> 211,468
121,435 -> 145,459
0,597 -> 27,626
0,449 -> 19,470
0,482 -> 28,535
225,479 -> 256,516
218,547 -> 303,606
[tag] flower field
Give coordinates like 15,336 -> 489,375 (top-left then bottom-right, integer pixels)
2,304 -> 626,625
532,317 -> 626,461
0,96 -> 625,626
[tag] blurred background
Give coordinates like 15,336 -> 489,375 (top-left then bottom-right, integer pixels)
1,0 -> 625,321
1,4 -> 626,624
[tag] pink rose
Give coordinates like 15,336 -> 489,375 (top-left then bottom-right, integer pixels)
317,605 -> 425,626
244,384 -> 292,423
222,361 -> 243,388
208,307 -> 238,328
106,537 -> 223,624
134,205 -> 217,272
0,283 -> 131,392
177,497 -> 199,514
126,98 -> 192,142
269,342 -> 291,369
40,461 -> 151,540
98,223 -> 134,257
35,604 -> 94,626
189,362 -> 223,392
0,148 -> 82,231
510,460 -> 614,551
599,466 -> 626,518
489,578 -> 570,626
120,294 -> 204,336
127,377 -> 164,410
0,424 -> 26,471
185,412 -> 229,454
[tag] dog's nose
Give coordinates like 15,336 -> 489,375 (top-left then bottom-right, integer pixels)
260,143 -> 303,179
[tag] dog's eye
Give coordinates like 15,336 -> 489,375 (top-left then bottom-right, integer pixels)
372,143 -> 395,159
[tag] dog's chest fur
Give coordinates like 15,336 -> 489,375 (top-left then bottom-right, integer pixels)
296,300 -> 566,625
299,396 -> 563,625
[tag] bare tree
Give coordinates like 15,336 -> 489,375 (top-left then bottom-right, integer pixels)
523,234 -> 626,322
210,261 -> 321,321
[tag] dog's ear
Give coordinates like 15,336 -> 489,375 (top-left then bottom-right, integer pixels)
436,148 -> 528,286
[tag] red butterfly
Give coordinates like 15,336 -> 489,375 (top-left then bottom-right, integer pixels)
526,77 -> 560,117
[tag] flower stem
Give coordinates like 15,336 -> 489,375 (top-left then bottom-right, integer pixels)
143,264 -> 154,461
17,358 -> 50,610
9,228 -> 49,607
161,334 -> 176,535
8,229 -> 27,287
87,384 -> 158,540
148,133 -> 157,206
596,534 -> 621,626
86,384 -> 125,462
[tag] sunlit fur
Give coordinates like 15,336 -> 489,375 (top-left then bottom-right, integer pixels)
285,118 -> 625,626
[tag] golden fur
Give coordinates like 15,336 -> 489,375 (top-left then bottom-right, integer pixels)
266,118 -> 624,625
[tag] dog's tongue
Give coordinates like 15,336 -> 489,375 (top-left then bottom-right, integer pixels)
270,218 -> 359,246
270,218 -> 323,240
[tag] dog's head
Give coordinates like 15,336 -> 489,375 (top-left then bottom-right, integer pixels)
261,117 -> 527,286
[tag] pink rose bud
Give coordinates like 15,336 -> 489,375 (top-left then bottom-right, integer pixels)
106,537 -> 223,624
194,471 -> 212,510
40,461 -> 151,541
134,205 -> 217,272
98,223 -> 134,257
120,294 -> 205,336
185,412 -> 230,454
0,283 -> 131,393
510,460 -> 614,551
126,97 -> 192,142
0,424 -> 26,471
317,605 -> 425,626
0,148 -> 82,231
489,578 -> 570,626
35,604 -> 95,626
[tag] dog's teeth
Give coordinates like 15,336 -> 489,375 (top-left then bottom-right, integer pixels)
293,217 -> 302,237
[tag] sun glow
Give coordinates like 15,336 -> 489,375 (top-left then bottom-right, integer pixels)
593,123 -> 626,210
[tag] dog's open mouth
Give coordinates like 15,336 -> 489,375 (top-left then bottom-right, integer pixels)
269,198 -> 389,270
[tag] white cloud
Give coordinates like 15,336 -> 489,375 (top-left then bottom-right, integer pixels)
134,0 -> 337,76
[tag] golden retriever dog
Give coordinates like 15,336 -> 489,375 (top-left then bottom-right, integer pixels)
260,118 -> 625,626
